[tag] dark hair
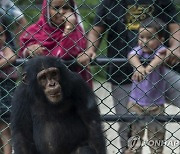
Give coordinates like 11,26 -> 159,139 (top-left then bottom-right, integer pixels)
0,18 -> 6,33
49,0 -> 75,11
0,17 -> 16,49
140,17 -> 166,38
69,0 -> 75,9
0,17 -> 8,42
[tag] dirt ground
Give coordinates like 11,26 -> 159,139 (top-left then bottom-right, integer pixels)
93,81 -> 180,154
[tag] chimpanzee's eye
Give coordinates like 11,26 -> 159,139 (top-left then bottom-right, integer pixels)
40,75 -> 46,81
51,71 -> 57,77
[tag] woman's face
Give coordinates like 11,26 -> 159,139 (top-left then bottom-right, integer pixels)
49,0 -> 72,26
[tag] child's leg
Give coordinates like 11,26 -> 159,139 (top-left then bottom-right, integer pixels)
0,123 -> 12,154
124,124 -> 145,154
125,102 -> 146,154
148,123 -> 165,154
147,105 -> 165,154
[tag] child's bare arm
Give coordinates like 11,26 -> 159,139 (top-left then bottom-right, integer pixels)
128,53 -> 142,69
128,53 -> 145,82
0,47 -> 17,68
146,51 -> 166,74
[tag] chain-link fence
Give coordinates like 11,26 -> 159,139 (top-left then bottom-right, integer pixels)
0,0 -> 179,153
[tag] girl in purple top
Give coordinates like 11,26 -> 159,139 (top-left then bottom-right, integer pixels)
128,18 -> 167,107
129,45 -> 166,106
126,17 -> 167,154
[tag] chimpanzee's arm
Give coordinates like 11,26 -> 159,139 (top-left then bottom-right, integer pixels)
11,84 -> 36,154
72,74 -> 107,154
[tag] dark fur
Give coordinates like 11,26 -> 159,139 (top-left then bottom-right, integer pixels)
11,56 -> 106,154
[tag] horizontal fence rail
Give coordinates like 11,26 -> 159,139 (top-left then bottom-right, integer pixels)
15,57 -> 158,66
101,114 -> 180,122
0,1 -> 178,153
14,58 -> 180,122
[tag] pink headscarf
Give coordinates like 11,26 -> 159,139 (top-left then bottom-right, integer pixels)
19,0 -> 92,87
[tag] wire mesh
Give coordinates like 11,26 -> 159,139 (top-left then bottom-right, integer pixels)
0,0 -> 179,153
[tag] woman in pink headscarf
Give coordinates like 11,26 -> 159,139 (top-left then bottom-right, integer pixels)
19,0 -> 92,87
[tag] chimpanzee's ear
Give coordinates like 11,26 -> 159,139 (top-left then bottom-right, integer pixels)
22,72 -> 28,85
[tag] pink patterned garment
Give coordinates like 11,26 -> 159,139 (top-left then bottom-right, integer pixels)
19,0 -> 92,87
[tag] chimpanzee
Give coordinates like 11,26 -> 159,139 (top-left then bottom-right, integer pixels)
10,56 -> 106,154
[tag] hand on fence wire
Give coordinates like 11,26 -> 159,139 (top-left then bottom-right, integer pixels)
131,65 -> 146,82
77,50 -> 96,66
24,44 -> 45,57
165,48 -> 180,66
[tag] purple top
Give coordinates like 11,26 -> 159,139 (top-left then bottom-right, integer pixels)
129,46 -> 166,106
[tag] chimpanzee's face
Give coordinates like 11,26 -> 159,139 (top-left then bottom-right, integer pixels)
37,67 -> 62,104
